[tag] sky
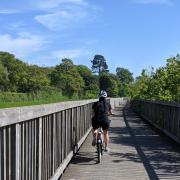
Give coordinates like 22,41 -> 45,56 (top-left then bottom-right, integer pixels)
0,0 -> 180,77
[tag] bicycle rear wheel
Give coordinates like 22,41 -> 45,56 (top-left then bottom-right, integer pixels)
97,143 -> 102,163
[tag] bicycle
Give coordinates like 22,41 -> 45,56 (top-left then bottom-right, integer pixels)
96,126 -> 104,163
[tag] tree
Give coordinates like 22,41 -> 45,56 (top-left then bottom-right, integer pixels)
77,65 -> 93,89
116,67 -> 134,84
165,55 -> 180,101
99,73 -> 118,97
27,65 -> 50,94
50,59 -> 85,97
116,67 -> 134,97
91,55 -> 109,74
130,56 -> 180,102
77,65 -> 99,92
0,61 -> 9,91
0,51 -> 30,92
130,69 -> 153,99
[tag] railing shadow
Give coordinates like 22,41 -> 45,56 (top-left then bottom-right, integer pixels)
71,152 -> 99,165
109,106 -> 180,180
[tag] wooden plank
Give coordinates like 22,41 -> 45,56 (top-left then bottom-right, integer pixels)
0,100 -> 98,127
59,112 -> 62,165
71,108 -> 74,152
8,127 -> 11,179
31,120 -> 34,180
42,117 -> 45,180
50,151 -> 73,180
38,117 -> 42,180
47,116 -> 50,179
61,107 -> 180,180
48,116 -> 51,179
45,116 -> 47,180
67,109 -> 70,153
55,113 -> 58,168
61,111 -> 65,161
45,117 -> 47,180
142,114 -> 180,144
0,128 -> 2,180
53,113 -> 56,174
73,107 -> 78,154
34,120 -> 37,180
77,107 -> 80,142
132,100 -> 180,143
16,124 -> 21,180
25,123 -> 28,180
49,127 -> 92,180
71,108 -> 75,153
21,123 -> 25,180
3,128 -> 6,180
28,121 -> 32,180
65,110 -> 67,157
0,98 -> 129,180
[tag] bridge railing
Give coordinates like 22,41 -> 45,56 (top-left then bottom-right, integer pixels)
0,100 -> 97,180
110,97 -> 129,109
0,98 -> 126,180
131,100 -> 180,143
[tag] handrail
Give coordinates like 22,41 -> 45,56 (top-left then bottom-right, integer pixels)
0,99 -> 97,127
137,99 -> 180,108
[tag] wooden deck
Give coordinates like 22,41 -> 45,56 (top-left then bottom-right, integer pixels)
60,107 -> 180,180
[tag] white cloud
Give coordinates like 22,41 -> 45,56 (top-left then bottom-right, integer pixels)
34,0 -> 98,31
51,48 -> 90,59
132,0 -> 174,5
35,9 -> 87,30
0,33 -> 46,58
0,9 -> 19,14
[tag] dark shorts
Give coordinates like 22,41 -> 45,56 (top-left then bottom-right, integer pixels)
92,119 -> 110,130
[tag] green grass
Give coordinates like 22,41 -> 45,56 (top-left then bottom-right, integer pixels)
0,97 -> 82,108
0,92 -> 80,109
0,98 -> 66,108
0,90 -> 97,109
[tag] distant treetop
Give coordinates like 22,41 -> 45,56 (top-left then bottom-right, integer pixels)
91,54 -> 109,74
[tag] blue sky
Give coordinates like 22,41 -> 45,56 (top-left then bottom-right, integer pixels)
0,0 -> 180,77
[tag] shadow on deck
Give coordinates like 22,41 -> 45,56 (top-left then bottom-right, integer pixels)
61,106 -> 180,180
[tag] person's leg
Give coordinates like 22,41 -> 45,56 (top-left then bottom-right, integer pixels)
103,130 -> 109,148
102,121 -> 110,151
92,128 -> 97,146
92,128 -> 97,134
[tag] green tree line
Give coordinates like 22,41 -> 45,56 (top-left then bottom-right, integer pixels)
0,52 -> 134,107
0,51 -> 179,107
130,55 -> 180,102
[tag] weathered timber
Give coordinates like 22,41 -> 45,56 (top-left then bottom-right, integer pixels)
131,100 -> 180,143
61,107 -> 180,180
0,98 -> 126,180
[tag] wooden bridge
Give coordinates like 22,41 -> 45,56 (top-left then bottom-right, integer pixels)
0,98 -> 180,180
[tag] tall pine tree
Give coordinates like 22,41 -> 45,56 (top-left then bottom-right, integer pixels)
91,54 -> 109,74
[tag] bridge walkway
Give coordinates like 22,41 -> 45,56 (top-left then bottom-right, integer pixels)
60,107 -> 180,180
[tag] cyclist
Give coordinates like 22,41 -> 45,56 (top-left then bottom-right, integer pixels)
91,90 -> 112,152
